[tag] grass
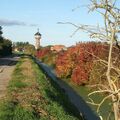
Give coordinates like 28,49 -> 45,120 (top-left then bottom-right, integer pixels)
38,53 -> 114,119
40,52 -> 57,68
62,79 -> 114,120
0,56 -> 82,120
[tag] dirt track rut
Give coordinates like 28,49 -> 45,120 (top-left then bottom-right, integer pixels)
0,56 -> 19,99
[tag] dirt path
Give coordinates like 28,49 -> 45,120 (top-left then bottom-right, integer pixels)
0,56 -> 19,99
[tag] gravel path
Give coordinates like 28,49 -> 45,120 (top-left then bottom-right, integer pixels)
0,56 -> 19,99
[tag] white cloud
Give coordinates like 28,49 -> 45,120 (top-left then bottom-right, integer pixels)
0,19 -> 26,26
0,19 -> 38,27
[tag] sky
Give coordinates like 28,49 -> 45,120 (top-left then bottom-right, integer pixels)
0,0 -> 105,47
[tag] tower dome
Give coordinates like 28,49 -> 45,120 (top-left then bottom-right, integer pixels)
34,29 -> 41,36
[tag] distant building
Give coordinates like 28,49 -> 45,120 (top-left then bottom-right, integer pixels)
34,29 -> 41,50
14,48 -> 19,52
51,45 -> 67,52
14,48 -> 24,52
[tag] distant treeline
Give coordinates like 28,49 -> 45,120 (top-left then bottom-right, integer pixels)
13,41 -> 35,55
0,26 -> 12,57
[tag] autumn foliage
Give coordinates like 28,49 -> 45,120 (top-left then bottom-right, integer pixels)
35,42 -> 109,85
36,47 -> 51,59
55,42 -> 108,85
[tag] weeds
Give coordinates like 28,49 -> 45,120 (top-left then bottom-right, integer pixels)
0,56 -> 81,120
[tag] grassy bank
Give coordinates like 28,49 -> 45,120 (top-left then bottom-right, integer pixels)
62,79 -> 113,120
0,56 -> 82,120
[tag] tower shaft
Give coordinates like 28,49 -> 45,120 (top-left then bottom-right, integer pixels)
34,29 -> 41,50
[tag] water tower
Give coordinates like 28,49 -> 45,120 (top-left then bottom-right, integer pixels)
34,29 -> 41,50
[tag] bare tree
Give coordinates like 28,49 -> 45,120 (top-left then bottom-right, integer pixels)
59,0 -> 120,119
88,1 -> 120,120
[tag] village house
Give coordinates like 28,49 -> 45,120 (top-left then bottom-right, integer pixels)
50,45 -> 67,52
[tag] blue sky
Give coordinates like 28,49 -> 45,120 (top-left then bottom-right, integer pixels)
0,0 -> 104,46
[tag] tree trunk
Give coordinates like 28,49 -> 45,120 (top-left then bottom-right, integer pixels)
106,29 -> 119,120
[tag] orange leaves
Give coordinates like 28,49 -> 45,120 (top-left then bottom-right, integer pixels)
71,66 -> 88,85
55,42 -> 107,85
36,47 -> 51,59
55,51 -> 75,78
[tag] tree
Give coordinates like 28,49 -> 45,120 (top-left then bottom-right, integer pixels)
0,26 -> 3,36
0,27 -> 12,56
87,1 -> 120,120
13,41 -> 35,55
0,26 -> 3,42
60,0 -> 120,119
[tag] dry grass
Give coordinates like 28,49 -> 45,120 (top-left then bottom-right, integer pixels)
20,58 -> 35,83
0,56 -> 80,120
10,57 -> 49,117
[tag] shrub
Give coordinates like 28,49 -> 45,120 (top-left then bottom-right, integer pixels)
55,42 -> 108,85
0,39 -> 12,56
36,47 -> 51,59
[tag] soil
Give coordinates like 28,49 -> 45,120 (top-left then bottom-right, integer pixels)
0,56 -> 19,99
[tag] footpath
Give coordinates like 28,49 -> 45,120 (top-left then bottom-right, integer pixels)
0,56 -> 19,99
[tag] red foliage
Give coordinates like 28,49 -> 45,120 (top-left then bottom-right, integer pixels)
55,42 -> 108,85
36,47 -> 51,59
55,49 -> 76,78
71,66 -> 88,85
